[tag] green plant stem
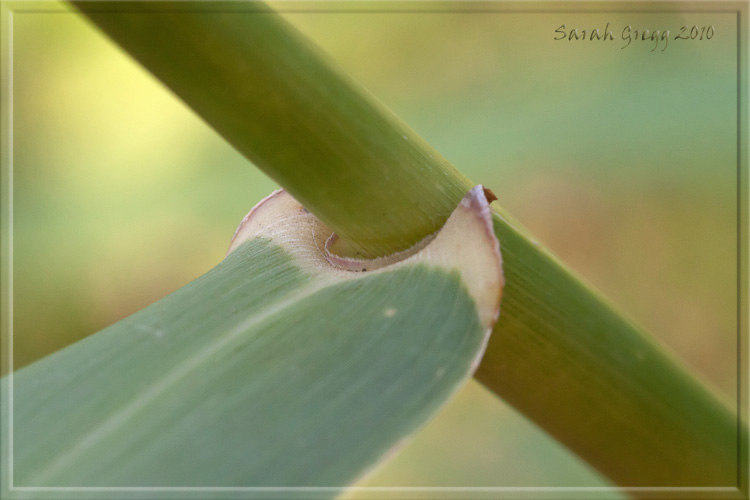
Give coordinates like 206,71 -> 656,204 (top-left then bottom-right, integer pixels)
71,1 -> 743,489
76,1 -> 468,259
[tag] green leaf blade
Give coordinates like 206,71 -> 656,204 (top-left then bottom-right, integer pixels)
9,188 -> 502,489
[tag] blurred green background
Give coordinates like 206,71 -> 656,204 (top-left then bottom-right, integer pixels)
9,2 -> 738,491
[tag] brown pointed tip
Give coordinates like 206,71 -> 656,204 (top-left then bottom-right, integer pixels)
483,187 -> 498,204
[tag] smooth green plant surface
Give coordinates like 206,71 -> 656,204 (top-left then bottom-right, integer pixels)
69,1 -> 471,260
11,242 -> 476,487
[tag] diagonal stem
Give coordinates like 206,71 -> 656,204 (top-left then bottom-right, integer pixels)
70,0 -> 746,491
